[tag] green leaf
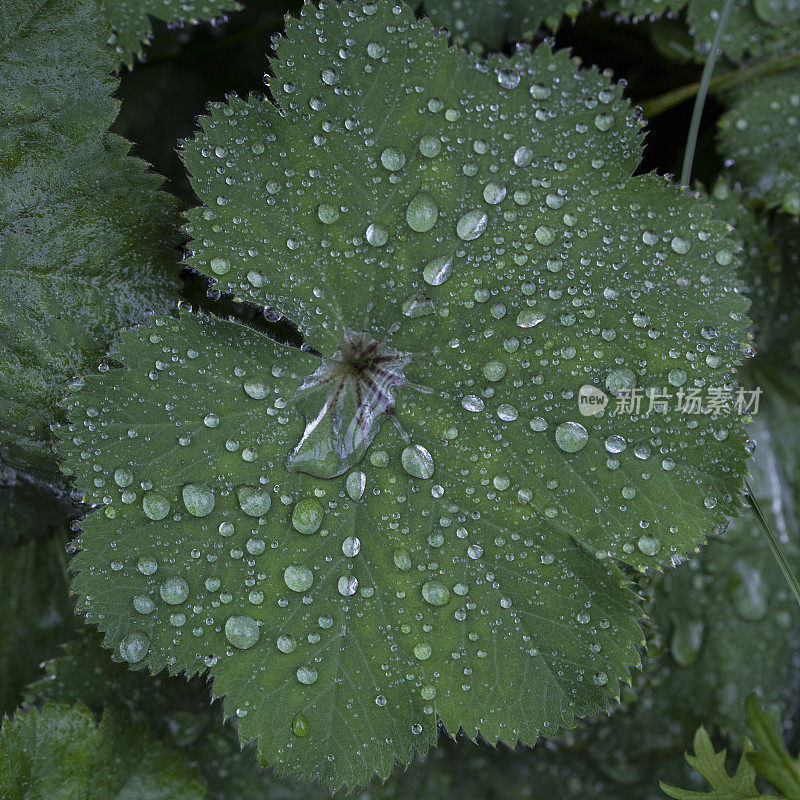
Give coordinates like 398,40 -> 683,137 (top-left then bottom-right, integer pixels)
0,703 -> 206,800
28,631 -> 327,800
0,0 -> 181,481
0,534 -> 80,715
661,727 -> 769,800
717,41 -> 800,213
60,0 -> 752,789
745,697 -> 800,800
102,0 -> 242,65
418,0 -> 582,51
606,0 -> 790,60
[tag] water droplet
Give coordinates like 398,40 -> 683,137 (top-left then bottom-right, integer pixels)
346,471 -> 366,500
419,135 -> 441,157
637,535 -> 661,556
456,210 -> 488,241
394,549 -> 412,571
292,498 -> 324,534
292,714 -> 309,737
225,615 -> 260,649
461,395 -> 485,412
483,182 -> 506,204
237,486 -> 271,517
114,469 -> 133,487
406,192 -> 439,232
244,379 -> 267,399
182,484 -> 215,517
516,310 -> 545,328
160,576 -> 189,605
338,575 -> 358,596
555,422 -> 589,453
592,671 -> 608,686
119,631 -> 150,663
670,236 -> 690,254
142,492 -> 170,521
297,666 -> 318,685
514,146 -> 533,167
210,257 -> 230,275
482,360 -> 507,381
317,203 -> 340,224
414,642 -> 432,660
401,444 -> 434,479
604,434 -> 626,453
366,223 -> 388,246
421,580 -> 450,606
423,255 -> 453,286
284,565 -> 314,592
137,557 -> 157,575
381,147 -> 406,171
342,536 -> 361,557
133,595 -> 155,615
605,368 -> 635,394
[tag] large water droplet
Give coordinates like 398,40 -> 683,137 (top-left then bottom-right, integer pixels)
555,421 -> 589,453
225,615 -> 260,649
160,576 -> 189,605
284,565 -> 314,592
671,618 -> 705,666
142,493 -> 170,521
182,484 -> 215,517
401,444 -> 434,479
297,666 -> 318,685
456,210 -> 488,241
292,498 -> 324,534
346,471 -> 366,500
406,192 -> 439,232
423,255 -> 453,286
421,580 -> 450,606
237,486 -> 271,517
119,631 -> 150,663
381,147 -> 406,171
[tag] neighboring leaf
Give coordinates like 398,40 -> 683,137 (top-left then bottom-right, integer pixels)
0,0 -> 181,481
661,727 -> 769,800
419,0 -> 583,51
0,703 -> 205,799
606,0 -> 791,60
103,0 -> 242,66
718,44 -> 800,214
0,534 -> 80,715
745,697 -> 800,800
60,0 -> 751,788
28,630 -> 328,800
662,697 -> 800,800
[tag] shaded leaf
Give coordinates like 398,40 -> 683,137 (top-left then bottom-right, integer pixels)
60,0 -> 751,789
418,0 -> 583,51
0,534 -> 79,715
103,0 -> 242,66
717,40 -> 800,214
0,0 -> 181,481
745,696 -> 800,800
0,703 -> 205,799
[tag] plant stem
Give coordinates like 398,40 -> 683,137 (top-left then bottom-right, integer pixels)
680,0 -> 735,186
641,50 -> 800,118
745,480 -> 800,610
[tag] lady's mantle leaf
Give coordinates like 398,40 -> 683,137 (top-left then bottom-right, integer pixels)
0,704 -> 206,799
61,0 -> 750,789
103,0 -> 242,65
0,0 -> 181,481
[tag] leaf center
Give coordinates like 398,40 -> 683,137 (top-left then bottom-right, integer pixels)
287,331 -> 411,478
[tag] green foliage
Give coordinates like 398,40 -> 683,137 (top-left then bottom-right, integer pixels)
0,703 -> 205,799
418,0 -> 582,50
55,0 -> 758,790
662,697 -> 800,800
0,534 -> 79,715
606,0 -> 793,60
0,0 -> 181,482
717,36 -> 800,214
27,631 -> 317,800
103,0 -> 242,65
